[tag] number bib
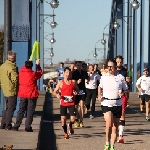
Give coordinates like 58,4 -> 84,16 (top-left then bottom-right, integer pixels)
64,96 -> 73,103
78,90 -> 85,95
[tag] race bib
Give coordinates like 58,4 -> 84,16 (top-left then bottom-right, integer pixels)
64,96 -> 73,103
78,90 -> 85,95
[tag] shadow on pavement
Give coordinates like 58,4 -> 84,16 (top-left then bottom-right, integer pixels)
36,92 -> 57,150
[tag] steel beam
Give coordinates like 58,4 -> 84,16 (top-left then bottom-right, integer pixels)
148,0 -> 150,71
132,9 -> 137,92
140,0 -> 145,76
4,0 -> 12,58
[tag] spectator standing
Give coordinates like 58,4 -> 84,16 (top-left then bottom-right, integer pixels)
13,59 -> 43,132
0,50 -> 18,130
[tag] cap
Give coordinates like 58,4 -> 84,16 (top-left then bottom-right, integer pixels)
143,68 -> 149,72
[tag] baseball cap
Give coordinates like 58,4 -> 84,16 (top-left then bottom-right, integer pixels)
143,68 -> 149,72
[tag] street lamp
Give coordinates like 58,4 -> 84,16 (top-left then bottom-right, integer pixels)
38,0 -> 59,9
93,52 -> 97,58
50,0 -> 59,9
44,47 -> 54,57
131,0 -> 140,9
113,21 -> 120,30
44,33 -> 56,44
44,57 -> 53,66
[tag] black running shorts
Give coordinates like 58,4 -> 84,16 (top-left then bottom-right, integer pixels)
140,94 -> 150,105
60,105 -> 76,116
101,105 -> 122,118
75,94 -> 86,105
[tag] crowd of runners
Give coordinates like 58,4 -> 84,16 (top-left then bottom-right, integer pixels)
52,55 -> 150,150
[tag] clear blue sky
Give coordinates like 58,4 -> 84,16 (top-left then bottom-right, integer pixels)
44,0 -> 112,64
0,0 -> 149,64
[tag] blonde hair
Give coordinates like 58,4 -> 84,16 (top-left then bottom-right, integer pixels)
7,50 -> 16,60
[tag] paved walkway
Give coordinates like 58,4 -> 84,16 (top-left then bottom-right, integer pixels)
0,92 -> 150,150
53,94 -> 150,150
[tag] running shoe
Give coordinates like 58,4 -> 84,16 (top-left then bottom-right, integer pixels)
74,121 -> 80,127
80,122 -> 84,127
84,105 -> 87,114
64,133 -> 69,139
146,116 -> 150,121
110,147 -> 115,150
68,124 -> 74,135
89,115 -> 94,119
117,136 -> 124,143
104,144 -> 110,150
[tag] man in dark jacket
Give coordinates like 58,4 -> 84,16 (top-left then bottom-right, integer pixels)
13,59 -> 43,132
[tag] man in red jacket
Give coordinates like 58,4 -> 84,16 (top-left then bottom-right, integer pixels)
13,59 -> 43,132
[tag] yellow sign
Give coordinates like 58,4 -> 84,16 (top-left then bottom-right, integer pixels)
29,41 -> 40,60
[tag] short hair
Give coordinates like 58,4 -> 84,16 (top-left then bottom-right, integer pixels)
64,67 -> 71,72
94,64 -> 98,67
88,64 -> 93,67
108,59 -> 117,67
75,61 -> 82,65
115,55 -> 124,61
25,61 -> 33,69
60,62 -> 64,65
82,63 -> 87,67
7,50 -> 16,60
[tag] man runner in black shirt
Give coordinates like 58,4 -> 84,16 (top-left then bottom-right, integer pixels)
72,61 -> 88,127
115,55 -> 129,143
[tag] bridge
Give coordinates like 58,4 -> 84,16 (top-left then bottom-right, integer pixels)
0,0 -> 150,149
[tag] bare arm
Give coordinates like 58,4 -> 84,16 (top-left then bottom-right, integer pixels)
98,86 -> 103,98
53,80 -> 62,98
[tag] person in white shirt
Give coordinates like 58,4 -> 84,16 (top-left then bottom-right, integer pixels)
136,68 -> 150,121
85,64 -> 101,119
98,59 -> 128,150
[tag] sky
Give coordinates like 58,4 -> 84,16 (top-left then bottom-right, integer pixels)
43,0 -> 112,64
0,0 -> 149,64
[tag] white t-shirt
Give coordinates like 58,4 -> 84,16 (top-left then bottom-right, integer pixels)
99,74 -> 128,107
136,75 -> 150,95
85,73 -> 101,89
101,69 -> 108,76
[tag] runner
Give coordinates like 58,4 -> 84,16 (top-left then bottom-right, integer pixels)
136,68 -> 150,121
85,64 -> 100,119
115,55 -> 129,143
72,61 -> 88,127
101,64 -> 108,76
98,59 -> 128,150
53,67 -> 79,139
57,62 -> 64,81
94,64 -> 101,75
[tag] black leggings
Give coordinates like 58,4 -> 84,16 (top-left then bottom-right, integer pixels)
85,89 -> 97,115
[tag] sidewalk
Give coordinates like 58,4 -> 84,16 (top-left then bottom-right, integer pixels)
53,94 -> 150,150
0,91 -> 46,150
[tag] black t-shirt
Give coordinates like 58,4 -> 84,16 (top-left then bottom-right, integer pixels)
116,67 -> 127,78
95,69 -> 101,76
68,70 -> 75,80
72,69 -> 88,90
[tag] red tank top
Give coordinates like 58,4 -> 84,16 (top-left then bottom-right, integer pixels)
60,80 -> 75,106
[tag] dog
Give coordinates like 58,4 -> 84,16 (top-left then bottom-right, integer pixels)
0,145 -> 13,150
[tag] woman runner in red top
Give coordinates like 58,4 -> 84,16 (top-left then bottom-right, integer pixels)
53,67 -> 79,139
